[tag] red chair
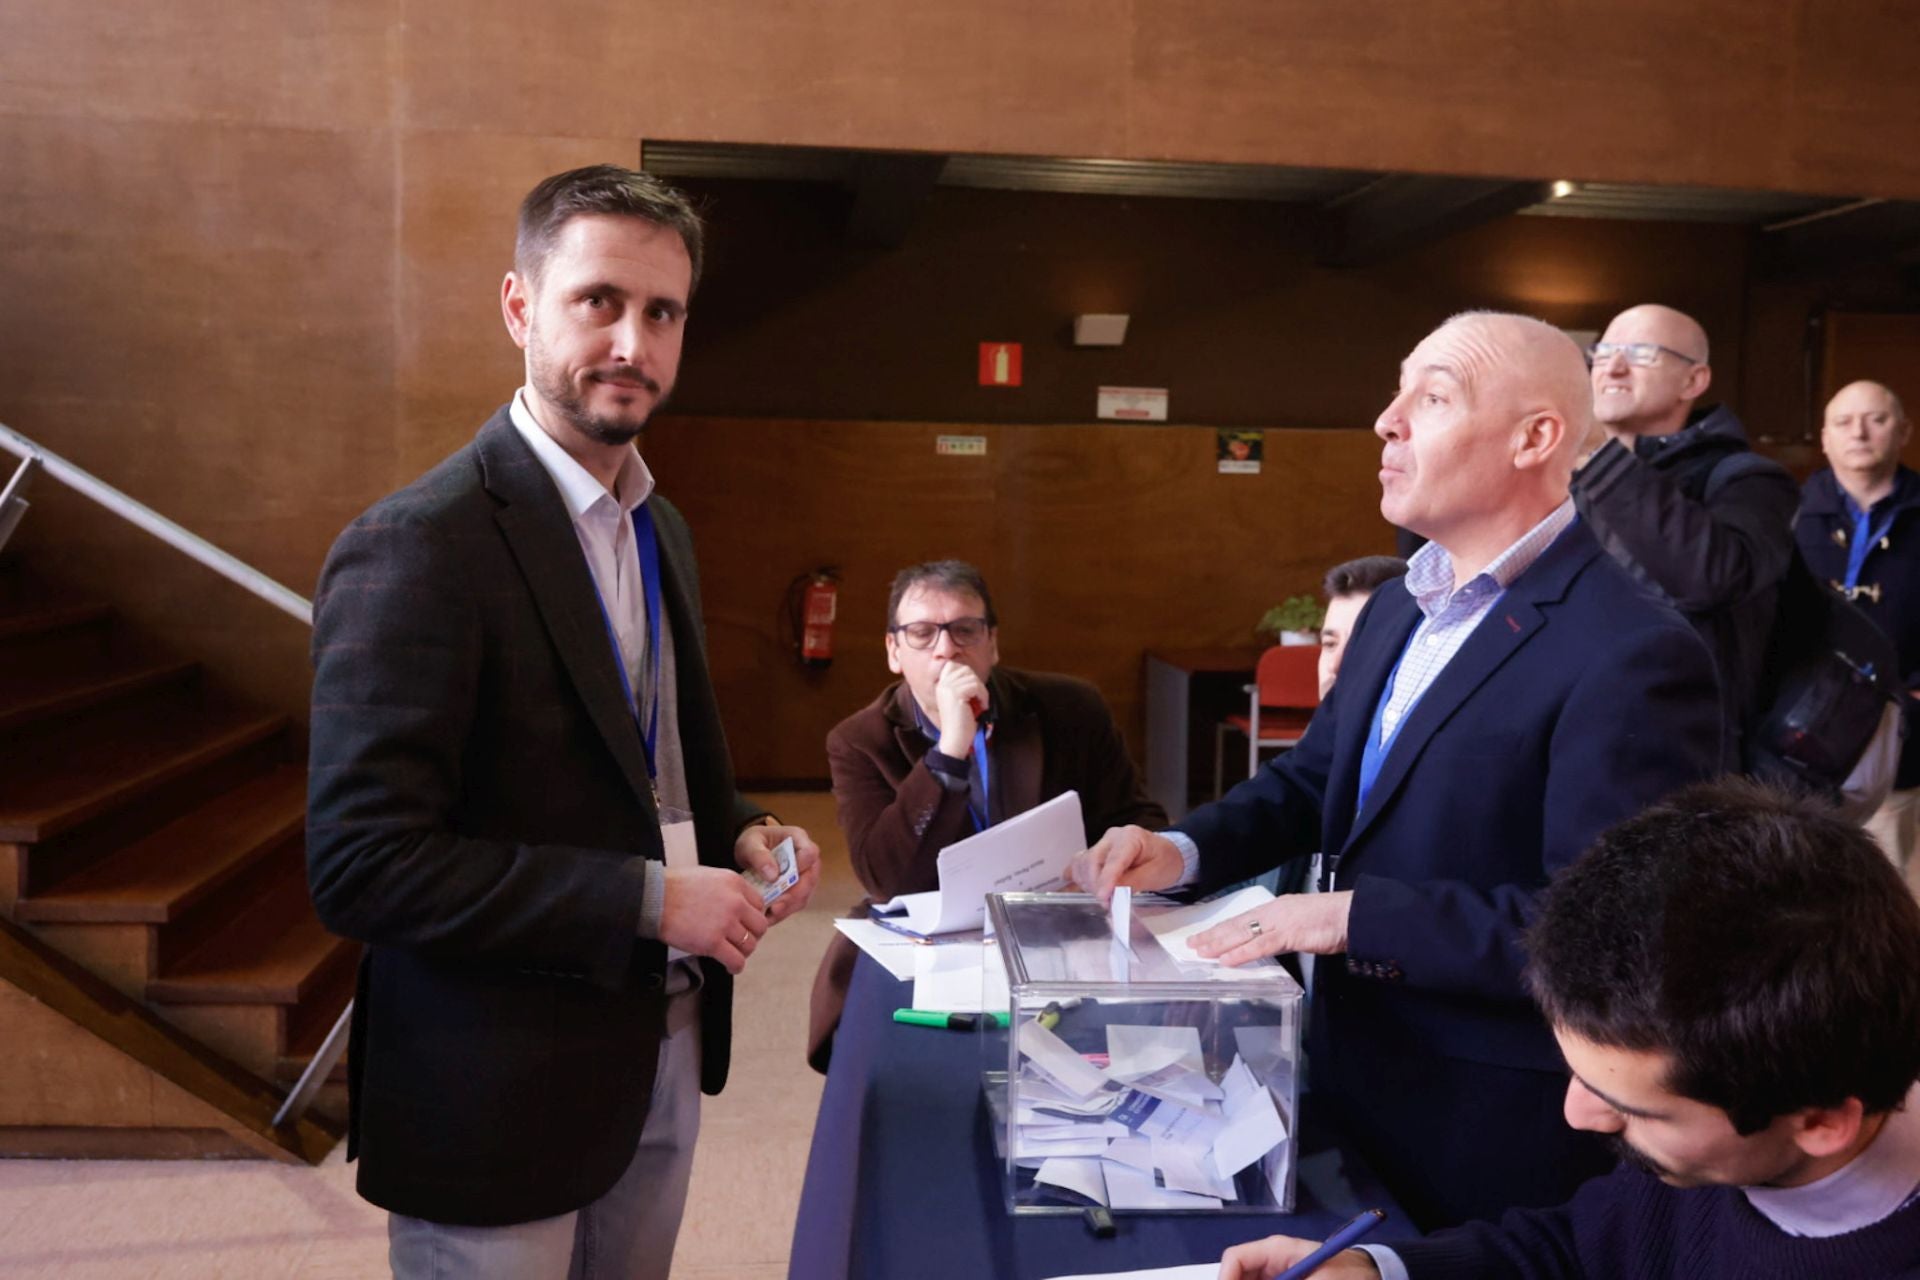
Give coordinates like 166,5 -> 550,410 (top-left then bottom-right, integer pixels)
1213,644 -> 1320,797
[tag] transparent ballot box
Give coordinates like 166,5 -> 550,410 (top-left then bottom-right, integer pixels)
982,891 -> 1303,1216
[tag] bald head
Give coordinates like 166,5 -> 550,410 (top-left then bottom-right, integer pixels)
1593,304 -> 1714,438
1823,380 -> 1912,497
1375,311 -> 1590,577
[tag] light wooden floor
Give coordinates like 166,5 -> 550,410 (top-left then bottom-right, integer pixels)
0,792 -> 864,1280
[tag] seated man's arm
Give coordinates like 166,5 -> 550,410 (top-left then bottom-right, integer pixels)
307,511 -> 655,992
826,719 -> 972,900
1226,1167 -> 1628,1280
1343,618 -> 1720,1000
1573,445 -> 1799,611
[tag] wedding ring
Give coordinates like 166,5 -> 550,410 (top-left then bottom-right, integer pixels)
1248,919 -> 1265,938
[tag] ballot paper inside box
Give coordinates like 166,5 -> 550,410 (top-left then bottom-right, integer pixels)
981,892 -> 1303,1217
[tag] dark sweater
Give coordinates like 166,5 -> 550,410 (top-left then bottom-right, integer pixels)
1394,1162 -> 1920,1279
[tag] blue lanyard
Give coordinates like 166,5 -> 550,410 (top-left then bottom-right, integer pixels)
585,504 -> 664,784
1845,502 -> 1897,592
968,725 -> 992,832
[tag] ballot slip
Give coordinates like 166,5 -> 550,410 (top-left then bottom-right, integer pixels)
872,790 -> 1086,936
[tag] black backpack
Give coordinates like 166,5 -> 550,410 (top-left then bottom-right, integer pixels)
1709,456 -> 1902,793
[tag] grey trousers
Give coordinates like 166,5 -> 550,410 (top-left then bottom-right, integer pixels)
388,986 -> 704,1280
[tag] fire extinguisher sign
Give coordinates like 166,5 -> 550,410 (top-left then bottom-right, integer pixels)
978,342 -> 1022,387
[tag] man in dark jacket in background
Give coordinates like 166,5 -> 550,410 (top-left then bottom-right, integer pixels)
1571,304 -> 1799,768
1797,379 -> 1920,884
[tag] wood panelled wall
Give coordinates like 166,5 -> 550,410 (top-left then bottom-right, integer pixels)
642,418 -> 1387,783
4,0 -> 1916,762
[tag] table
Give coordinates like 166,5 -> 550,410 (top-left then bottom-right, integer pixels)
789,954 -> 1416,1280
1144,648 -> 1263,821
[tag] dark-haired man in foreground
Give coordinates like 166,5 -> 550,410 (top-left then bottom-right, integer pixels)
308,165 -> 819,1278
1220,777 -> 1920,1278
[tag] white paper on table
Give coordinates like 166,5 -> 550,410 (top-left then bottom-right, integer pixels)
830,918 -> 923,982
1042,1266 -> 1217,1280
874,790 -> 1086,935
1142,885 -> 1278,965
1034,1156 -> 1109,1206
1100,1160 -> 1224,1213
910,942 -> 1008,1014
1151,1136 -> 1239,1200
1019,1020 -> 1114,1099
1210,1071 -> 1289,1181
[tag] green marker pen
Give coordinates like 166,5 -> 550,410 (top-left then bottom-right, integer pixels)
892,1009 -> 1006,1030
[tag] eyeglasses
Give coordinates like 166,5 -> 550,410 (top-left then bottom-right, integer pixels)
889,617 -> 992,649
1587,341 -> 1701,368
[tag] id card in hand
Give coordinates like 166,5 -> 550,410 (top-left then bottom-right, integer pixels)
744,836 -> 800,907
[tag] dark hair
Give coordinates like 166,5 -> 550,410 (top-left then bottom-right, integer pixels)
1323,555 -> 1409,599
1527,777 -> 1920,1133
515,165 -> 705,293
886,560 -> 997,629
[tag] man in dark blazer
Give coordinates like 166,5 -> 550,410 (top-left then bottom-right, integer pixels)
1075,312 -> 1722,1230
307,166 -> 820,1279
1797,379 -> 1920,885
805,559 -> 1165,1068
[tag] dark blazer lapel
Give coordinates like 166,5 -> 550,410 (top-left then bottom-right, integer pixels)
1343,523 -> 1599,850
1322,587 -> 1419,833
988,670 -> 1043,823
476,413 -> 655,808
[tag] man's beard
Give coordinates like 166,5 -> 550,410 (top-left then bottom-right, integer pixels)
528,340 -> 669,447
1605,1133 -> 1673,1181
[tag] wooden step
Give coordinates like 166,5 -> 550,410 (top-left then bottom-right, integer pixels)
15,767 -> 306,925
0,651 -> 199,733
0,691 -> 288,844
0,574 -> 109,641
149,872 -> 353,1006
0,916 -> 341,1163
277,956 -> 357,1086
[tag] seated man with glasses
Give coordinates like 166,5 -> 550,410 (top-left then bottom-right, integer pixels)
804,558 -> 1165,1069
1571,303 -> 1798,768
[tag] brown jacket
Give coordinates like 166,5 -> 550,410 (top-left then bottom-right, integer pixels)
806,666 -> 1165,1068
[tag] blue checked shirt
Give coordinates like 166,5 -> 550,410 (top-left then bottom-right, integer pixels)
1167,499 -> 1578,885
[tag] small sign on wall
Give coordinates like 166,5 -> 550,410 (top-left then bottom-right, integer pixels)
979,343 -> 1022,387
937,434 -> 988,457
1217,429 -> 1264,474
1098,386 -> 1169,421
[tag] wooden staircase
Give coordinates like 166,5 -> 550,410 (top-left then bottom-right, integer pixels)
0,556 -> 349,1160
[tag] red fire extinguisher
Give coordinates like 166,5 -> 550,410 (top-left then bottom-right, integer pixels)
788,568 -> 839,669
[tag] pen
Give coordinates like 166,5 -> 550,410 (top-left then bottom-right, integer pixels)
892,1009 -> 1007,1030
1270,1208 -> 1386,1280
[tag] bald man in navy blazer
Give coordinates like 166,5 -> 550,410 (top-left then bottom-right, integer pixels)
1076,312 -> 1722,1231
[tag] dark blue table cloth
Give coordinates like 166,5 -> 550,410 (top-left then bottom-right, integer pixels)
789,952 -> 1418,1280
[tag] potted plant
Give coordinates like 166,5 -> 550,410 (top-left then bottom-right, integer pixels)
1258,596 -> 1324,646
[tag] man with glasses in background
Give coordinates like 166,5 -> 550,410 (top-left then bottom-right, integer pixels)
1571,304 -> 1799,767
805,559 -> 1165,1068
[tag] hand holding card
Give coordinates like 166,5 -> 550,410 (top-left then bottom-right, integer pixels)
743,836 -> 801,908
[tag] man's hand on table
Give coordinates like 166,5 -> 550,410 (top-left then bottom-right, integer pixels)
736,820 -> 822,924
1069,825 -> 1185,903
1218,1236 -> 1380,1279
1193,891 -> 1354,965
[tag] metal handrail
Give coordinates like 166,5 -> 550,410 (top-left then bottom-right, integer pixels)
0,420 -> 335,1129
0,423 -> 311,625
